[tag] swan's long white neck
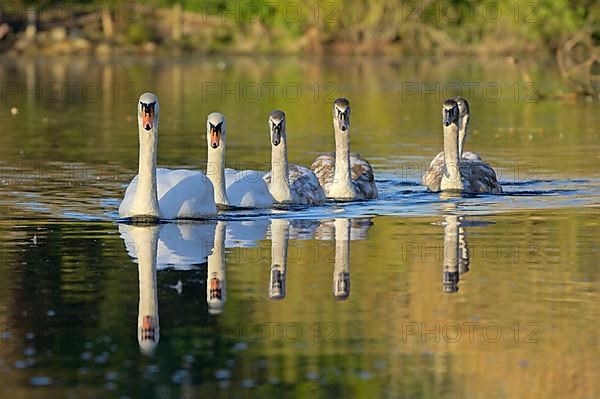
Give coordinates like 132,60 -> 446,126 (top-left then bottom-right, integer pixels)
441,122 -> 463,191
207,138 -> 230,206
207,221 -> 226,313
458,114 -> 469,157
333,218 -> 351,298
330,123 -> 354,198
270,219 -> 289,299
135,226 -> 159,353
270,137 -> 292,202
131,122 -> 159,217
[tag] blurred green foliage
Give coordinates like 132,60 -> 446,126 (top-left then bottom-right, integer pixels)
0,0 -> 596,52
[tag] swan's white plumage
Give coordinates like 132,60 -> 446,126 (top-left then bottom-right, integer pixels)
119,92 -> 217,220
119,168 -> 217,219
205,112 -> 273,209
225,168 -> 273,208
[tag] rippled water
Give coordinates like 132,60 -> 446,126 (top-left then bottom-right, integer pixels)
0,56 -> 598,398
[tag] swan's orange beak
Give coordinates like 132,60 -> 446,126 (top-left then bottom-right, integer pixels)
210,127 -> 221,149
142,109 -> 154,131
141,315 -> 156,341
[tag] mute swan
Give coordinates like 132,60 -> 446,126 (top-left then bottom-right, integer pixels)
119,93 -> 217,221
205,112 -> 273,209
311,98 -> 377,200
423,99 -> 502,194
263,110 -> 326,205
428,96 -> 482,167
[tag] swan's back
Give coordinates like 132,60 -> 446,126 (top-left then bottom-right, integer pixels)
120,169 -> 216,219
463,151 -> 482,161
423,156 -> 502,194
225,169 -> 273,208
288,164 -> 326,204
263,164 -> 326,205
156,169 -> 217,218
311,152 -> 377,199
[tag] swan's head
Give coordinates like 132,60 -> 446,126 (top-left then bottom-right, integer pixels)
208,277 -> 225,314
138,314 -> 159,355
207,112 -> 226,149
453,96 -> 470,118
333,97 -> 350,132
268,110 -> 286,147
269,266 -> 285,300
442,99 -> 459,127
333,272 -> 350,300
138,92 -> 159,132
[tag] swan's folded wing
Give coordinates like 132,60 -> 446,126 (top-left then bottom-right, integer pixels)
461,160 -> 503,194
310,152 -> 335,187
118,174 -> 140,217
463,151 -> 483,161
288,164 -> 326,205
225,169 -> 272,208
156,169 -> 216,219
422,151 -> 445,191
350,152 -> 378,199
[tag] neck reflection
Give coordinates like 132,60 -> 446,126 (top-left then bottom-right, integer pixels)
207,221 -> 227,314
442,204 -> 470,293
269,219 -> 290,300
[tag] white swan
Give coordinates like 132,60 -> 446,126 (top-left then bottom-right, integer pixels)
263,110 -> 326,205
119,93 -> 216,221
311,98 -> 378,200
205,112 -> 273,209
423,99 -> 502,193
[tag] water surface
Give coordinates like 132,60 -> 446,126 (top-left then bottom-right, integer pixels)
0,56 -> 598,398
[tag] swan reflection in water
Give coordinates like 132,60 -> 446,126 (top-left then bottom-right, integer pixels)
441,204 -> 471,293
268,217 -> 372,301
119,216 -> 372,353
269,219 -> 289,300
332,218 -> 351,300
207,221 -> 227,314
119,224 -> 161,355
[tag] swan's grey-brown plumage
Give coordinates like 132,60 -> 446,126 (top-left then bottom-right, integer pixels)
423,99 -> 502,194
263,110 -> 326,205
311,98 -> 377,200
